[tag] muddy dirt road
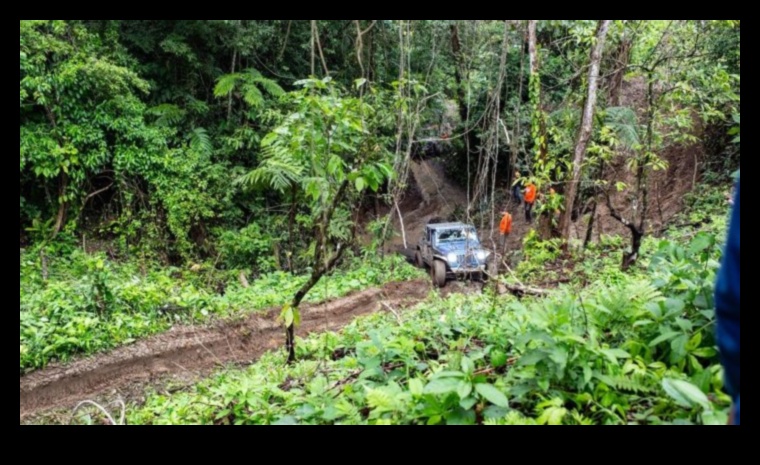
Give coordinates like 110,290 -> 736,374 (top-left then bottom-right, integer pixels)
20,278 -> 477,421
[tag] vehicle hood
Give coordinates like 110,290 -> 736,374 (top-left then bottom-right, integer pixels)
435,241 -> 485,254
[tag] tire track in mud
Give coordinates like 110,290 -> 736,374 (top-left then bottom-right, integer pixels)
20,278 -> 474,420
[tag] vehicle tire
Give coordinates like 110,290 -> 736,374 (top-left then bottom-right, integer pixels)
432,260 -> 447,288
415,250 -> 424,268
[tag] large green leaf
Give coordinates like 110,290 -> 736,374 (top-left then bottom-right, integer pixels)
689,232 -> 715,254
475,383 -> 509,408
457,380 -> 473,399
600,348 -> 631,364
649,330 -> 679,347
662,378 -> 710,410
424,378 -> 460,395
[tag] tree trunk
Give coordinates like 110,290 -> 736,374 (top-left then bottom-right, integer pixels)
285,180 -> 349,364
285,244 -> 345,363
40,249 -> 48,281
450,23 -> 478,156
286,269 -> 321,363
227,49 -> 237,122
559,20 -> 611,244
606,191 -> 644,271
609,35 -> 632,106
52,171 -> 69,237
286,184 -> 297,273
583,200 -> 597,248
509,22 -> 526,181
527,20 -> 548,164
527,21 -> 538,75
622,226 -> 643,270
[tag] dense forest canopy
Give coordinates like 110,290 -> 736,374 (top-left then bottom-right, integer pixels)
20,20 -> 740,425
20,20 -> 739,265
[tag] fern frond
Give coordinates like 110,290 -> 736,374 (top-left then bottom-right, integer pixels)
237,151 -> 305,192
242,83 -> 264,107
625,280 -> 663,306
484,411 -> 538,425
605,106 -> 640,148
190,127 -> 213,156
147,103 -> 186,126
254,76 -> 285,97
213,73 -> 243,97
595,373 -> 656,394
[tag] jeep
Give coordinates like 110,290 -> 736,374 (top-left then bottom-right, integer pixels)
415,221 -> 492,287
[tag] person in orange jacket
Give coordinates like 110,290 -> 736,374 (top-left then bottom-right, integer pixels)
499,210 -> 513,236
498,210 -> 513,270
524,182 -> 537,222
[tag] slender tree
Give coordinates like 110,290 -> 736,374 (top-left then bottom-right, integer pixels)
559,20 -> 611,243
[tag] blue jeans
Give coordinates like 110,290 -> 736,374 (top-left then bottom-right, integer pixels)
524,202 -> 533,222
512,185 -> 523,204
733,397 -> 740,425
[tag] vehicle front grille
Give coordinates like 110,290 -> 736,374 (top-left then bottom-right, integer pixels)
456,253 -> 479,268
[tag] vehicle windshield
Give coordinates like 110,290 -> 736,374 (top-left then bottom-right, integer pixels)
436,228 -> 479,244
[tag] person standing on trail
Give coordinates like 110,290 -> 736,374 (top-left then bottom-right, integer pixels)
715,179 -> 740,425
524,182 -> 537,222
512,171 -> 523,206
499,210 -> 513,246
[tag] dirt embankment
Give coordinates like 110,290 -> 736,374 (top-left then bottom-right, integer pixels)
371,158 -> 529,254
21,278 -> 477,421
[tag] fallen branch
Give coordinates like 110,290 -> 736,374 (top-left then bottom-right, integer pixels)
328,369 -> 362,394
71,398 -> 125,425
474,357 -> 517,375
653,217 -> 710,235
381,301 -> 403,324
497,283 -> 549,297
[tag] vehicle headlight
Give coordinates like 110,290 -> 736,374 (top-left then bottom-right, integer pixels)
447,252 -> 458,263
475,250 -> 489,261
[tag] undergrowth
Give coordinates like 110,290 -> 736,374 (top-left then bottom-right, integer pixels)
20,252 -> 424,373
124,213 -> 729,425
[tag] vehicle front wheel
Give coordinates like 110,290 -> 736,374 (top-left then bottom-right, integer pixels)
432,260 -> 447,288
415,250 -> 424,268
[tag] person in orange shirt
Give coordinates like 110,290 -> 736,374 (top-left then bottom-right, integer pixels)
524,182 -> 537,222
499,210 -> 513,235
499,210 -> 512,254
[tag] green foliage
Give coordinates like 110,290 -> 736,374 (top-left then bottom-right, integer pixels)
20,20 -> 165,226
20,251 -> 423,373
127,214 -> 728,425
216,223 -> 277,273
728,111 -> 740,143
213,68 -> 284,108
603,107 -> 641,149
236,76 -> 396,301
189,127 -> 213,156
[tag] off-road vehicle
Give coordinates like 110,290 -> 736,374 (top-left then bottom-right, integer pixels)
415,221 -> 492,287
